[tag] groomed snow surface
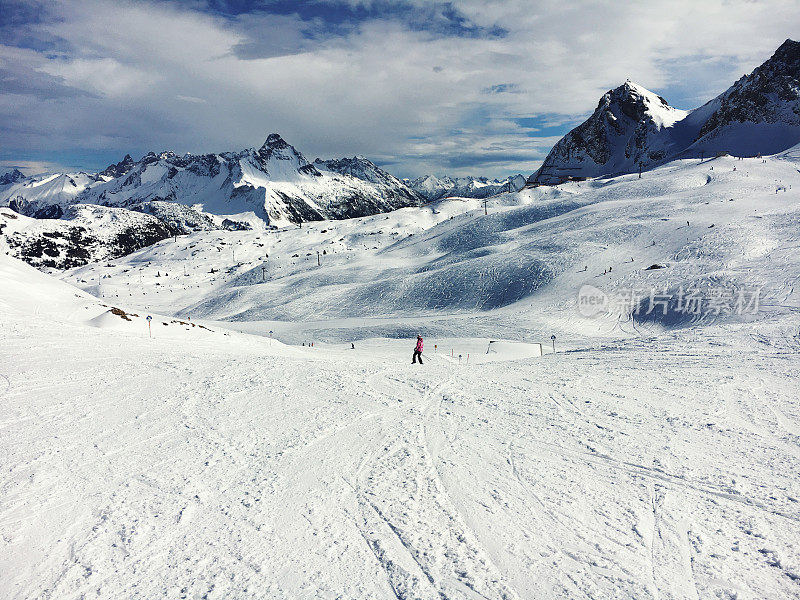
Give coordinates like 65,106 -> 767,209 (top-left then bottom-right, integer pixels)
2,153 -> 800,599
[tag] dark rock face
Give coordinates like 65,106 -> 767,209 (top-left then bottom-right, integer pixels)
5,195 -> 65,218
185,154 -> 221,178
8,196 -> 28,215
298,163 -> 322,177
33,204 -> 64,219
529,81 -> 686,184
221,218 -> 252,231
0,169 -> 26,185
699,39 -> 800,136
271,189 -> 326,223
100,154 -> 136,179
529,40 -> 800,184
130,201 -> 217,234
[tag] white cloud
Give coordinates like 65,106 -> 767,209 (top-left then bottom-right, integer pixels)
0,159 -> 71,176
176,95 -> 207,103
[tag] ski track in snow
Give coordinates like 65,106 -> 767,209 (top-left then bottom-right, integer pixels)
2,299 -> 800,599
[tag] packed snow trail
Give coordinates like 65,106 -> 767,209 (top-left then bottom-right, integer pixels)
1,308 -> 798,599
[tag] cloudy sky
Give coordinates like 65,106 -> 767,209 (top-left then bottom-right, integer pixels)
1,0 -> 799,178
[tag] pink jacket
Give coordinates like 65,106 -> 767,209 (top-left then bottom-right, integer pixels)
415,338 -> 423,352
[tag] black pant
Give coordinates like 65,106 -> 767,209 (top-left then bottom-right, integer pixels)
412,350 -> 423,364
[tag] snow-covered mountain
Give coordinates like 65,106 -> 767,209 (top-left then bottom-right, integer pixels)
0,168 -> 26,185
0,134 -> 429,267
530,81 -> 688,185
1,172 -> 103,218
5,140 -> 800,600
0,204 -> 175,269
530,39 -> 800,184
0,134 -> 423,227
684,38 -> 800,156
408,174 -> 526,202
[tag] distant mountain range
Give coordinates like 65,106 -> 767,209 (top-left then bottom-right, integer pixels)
4,38 -> 800,270
406,174 -> 527,202
0,134 -> 525,269
531,39 -> 800,184
0,134 -> 422,226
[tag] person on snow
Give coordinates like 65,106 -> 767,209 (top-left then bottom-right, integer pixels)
412,335 -> 424,364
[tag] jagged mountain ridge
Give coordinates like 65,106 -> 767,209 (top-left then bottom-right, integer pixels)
408,173 -> 527,202
0,135 -> 429,269
530,39 -> 800,184
99,154 -> 135,179
685,38 -> 800,156
0,169 -> 27,185
0,134 -> 423,226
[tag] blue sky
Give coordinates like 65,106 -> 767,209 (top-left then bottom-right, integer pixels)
1,0 -> 799,178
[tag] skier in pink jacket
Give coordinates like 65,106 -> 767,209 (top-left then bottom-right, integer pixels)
412,335 -> 424,364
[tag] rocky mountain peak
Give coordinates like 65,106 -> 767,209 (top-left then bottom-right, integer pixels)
772,38 -> 800,66
262,133 -> 289,149
698,38 -> 800,139
0,169 -> 26,185
601,80 -> 681,126
529,81 -> 688,184
256,133 -> 310,167
100,154 -> 136,179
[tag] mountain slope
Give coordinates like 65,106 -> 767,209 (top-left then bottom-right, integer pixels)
682,38 -> 800,156
60,151 -> 800,339
0,134 -> 423,228
409,174 -> 526,201
0,172 -> 103,218
0,205 -> 175,269
531,39 -> 800,183
530,81 -> 688,184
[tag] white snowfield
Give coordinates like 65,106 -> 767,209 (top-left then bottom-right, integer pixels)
2,151 -> 800,599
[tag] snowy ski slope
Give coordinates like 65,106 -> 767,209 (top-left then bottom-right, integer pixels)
1,150 -> 800,599
61,151 -> 800,344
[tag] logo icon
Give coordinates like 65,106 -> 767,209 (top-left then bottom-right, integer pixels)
577,285 -> 608,317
